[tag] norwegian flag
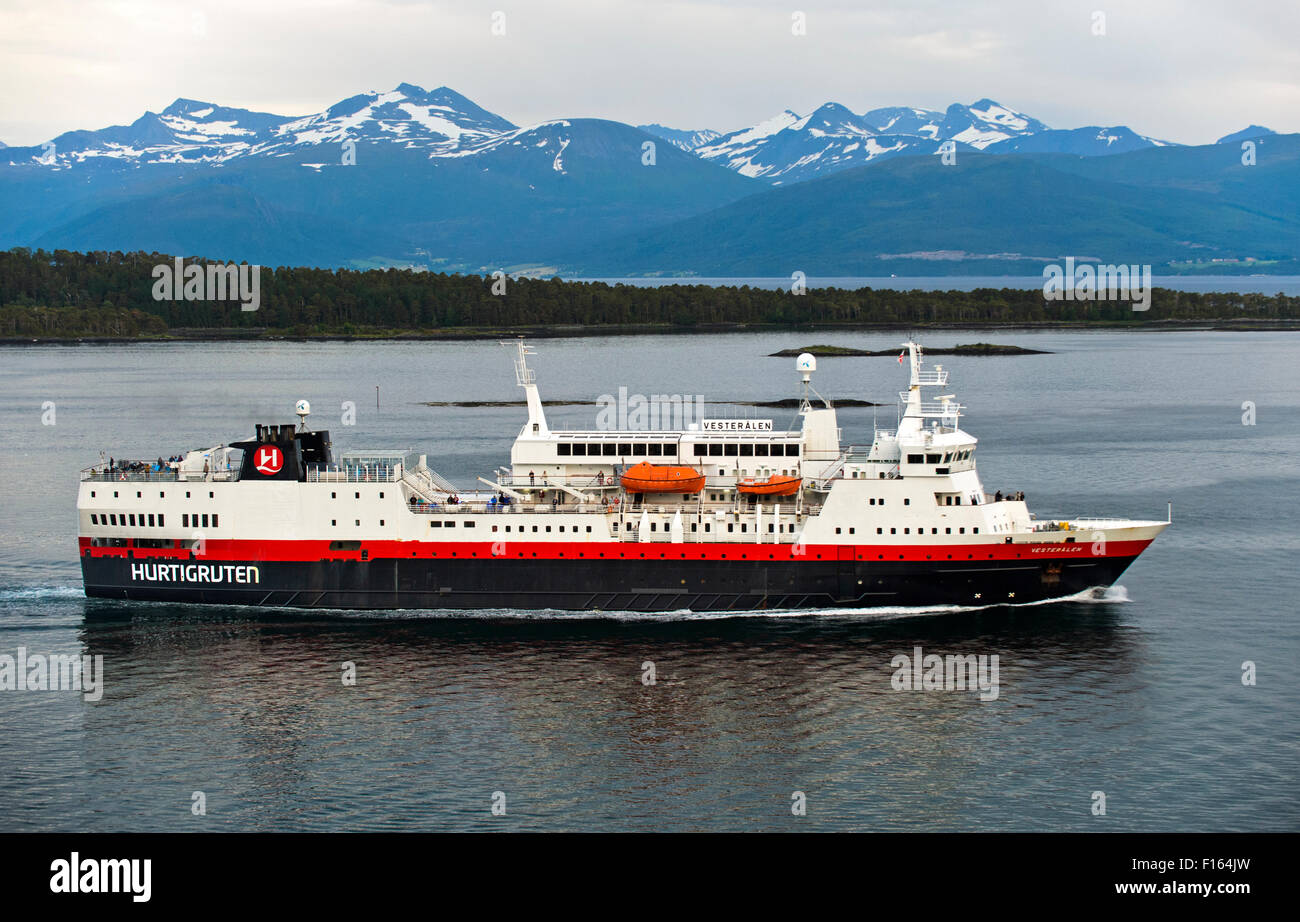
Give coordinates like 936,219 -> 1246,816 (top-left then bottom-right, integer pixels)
898,351 -> 906,364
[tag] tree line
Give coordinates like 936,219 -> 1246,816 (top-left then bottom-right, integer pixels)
1,247 -> 1297,338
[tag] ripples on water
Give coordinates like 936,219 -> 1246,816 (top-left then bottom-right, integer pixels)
0,330 -> 1296,831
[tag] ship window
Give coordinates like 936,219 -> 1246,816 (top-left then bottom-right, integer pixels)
755,444 -> 769,456
546,526 -> 552,532
926,454 -> 940,464
959,527 -> 965,534
355,492 -> 360,499
869,498 -> 875,505
331,492 -> 336,499
557,444 -> 572,456
662,444 -> 675,456
890,528 -> 896,534
379,520 -> 384,527
835,527 -> 841,534
602,444 -> 616,456
572,444 -> 586,456
182,514 -> 188,527
91,491 -> 96,497
332,520 -> 338,526
877,528 -> 883,534
946,527 -> 952,534
136,491 -> 142,498
907,454 -> 922,464
90,514 -> 98,525
430,521 -> 441,528
879,498 -> 885,506
691,524 -> 698,532
209,492 -> 213,499
955,496 -> 961,505
648,444 -> 662,456
444,521 -> 454,527
379,493 -> 384,499
724,445 -> 738,457
586,526 -> 592,533
936,468 -> 949,475
932,528 -> 938,534
532,526 -> 538,533
693,444 -> 706,457
850,528 -> 855,534
739,444 -> 753,456
650,523 -> 656,531
904,528 -> 909,534
612,523 -> 618,530
159,515 -> 164,527
768,524 -> 774,532
492,525 -> 499,533
464,521 -> 474,528
148,514 -> 155,527
159,492 -> 164,498
973,527 -> 979,534
618,444 -> 632,455
787,445 -> 800,456
129,514 -> 136,526
708,444 -> 722,456
704,524 -> 710,532
213,515 -> 219,527
727,524 -> 733,533
904,498 -> 910,505
633,444 -> 647,456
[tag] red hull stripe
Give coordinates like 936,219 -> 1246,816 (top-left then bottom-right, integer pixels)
80,537 -> 1152,563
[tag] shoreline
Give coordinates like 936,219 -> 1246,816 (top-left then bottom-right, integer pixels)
4,317 -> 1300,345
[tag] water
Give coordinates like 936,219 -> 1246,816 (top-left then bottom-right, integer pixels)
566,275 -> 1300,295
0,329 -> 1296,831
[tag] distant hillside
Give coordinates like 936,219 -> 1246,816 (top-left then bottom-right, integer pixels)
563,136 -> 1300,276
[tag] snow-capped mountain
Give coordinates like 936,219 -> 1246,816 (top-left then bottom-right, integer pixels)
638,124 -> 722,151
688,98 -> 1064,184
985,125 -> 1170,156
691,103 -> 935,183
1216,125 -> 1274,144
2,84 -> 520,169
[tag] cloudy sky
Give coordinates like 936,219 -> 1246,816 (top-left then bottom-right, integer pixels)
2,0 -> 1295,146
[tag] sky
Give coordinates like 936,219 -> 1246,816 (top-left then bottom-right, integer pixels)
1,0 -> 1296,147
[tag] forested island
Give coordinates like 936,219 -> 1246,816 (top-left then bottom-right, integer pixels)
1,248 -> 1298,341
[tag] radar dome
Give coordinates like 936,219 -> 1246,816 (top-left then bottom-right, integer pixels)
795,353 -> 817,373
295,400 -> 311,417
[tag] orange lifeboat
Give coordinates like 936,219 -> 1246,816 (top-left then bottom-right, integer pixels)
620,462 -> 706,494
737,475 -> 802,497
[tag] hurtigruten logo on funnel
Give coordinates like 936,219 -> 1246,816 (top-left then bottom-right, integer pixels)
254,445 -> 284,475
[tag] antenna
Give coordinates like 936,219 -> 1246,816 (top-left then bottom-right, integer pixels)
295,399 -> 311,430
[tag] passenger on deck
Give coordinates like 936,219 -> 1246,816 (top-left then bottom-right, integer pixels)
994,490 -> 1002,502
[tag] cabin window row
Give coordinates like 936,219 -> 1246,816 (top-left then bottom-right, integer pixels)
556,443 -> 678,457
907,449 -> 972,465
90,512 -> 170,528
692,444 -> 799,458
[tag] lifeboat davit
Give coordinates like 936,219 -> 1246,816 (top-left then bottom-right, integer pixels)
737,475 -> 802,497
620,462 -> 706,494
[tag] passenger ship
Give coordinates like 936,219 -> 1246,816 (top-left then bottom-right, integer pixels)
77,341 -> 1167,613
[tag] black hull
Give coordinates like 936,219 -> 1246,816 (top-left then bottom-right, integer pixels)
81,553 -> 1142,613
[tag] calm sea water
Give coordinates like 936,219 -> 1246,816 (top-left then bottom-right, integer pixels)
0,330 -> 1296,831
567,275 -> 1300,295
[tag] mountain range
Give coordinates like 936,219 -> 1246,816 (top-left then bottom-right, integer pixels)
1,84 -> 1293,275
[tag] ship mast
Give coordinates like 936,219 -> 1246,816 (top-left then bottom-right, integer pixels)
505,337 -> 549,437
896,340 -> 961,436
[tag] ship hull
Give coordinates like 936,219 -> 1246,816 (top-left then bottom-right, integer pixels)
80,546 -> 1148,612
